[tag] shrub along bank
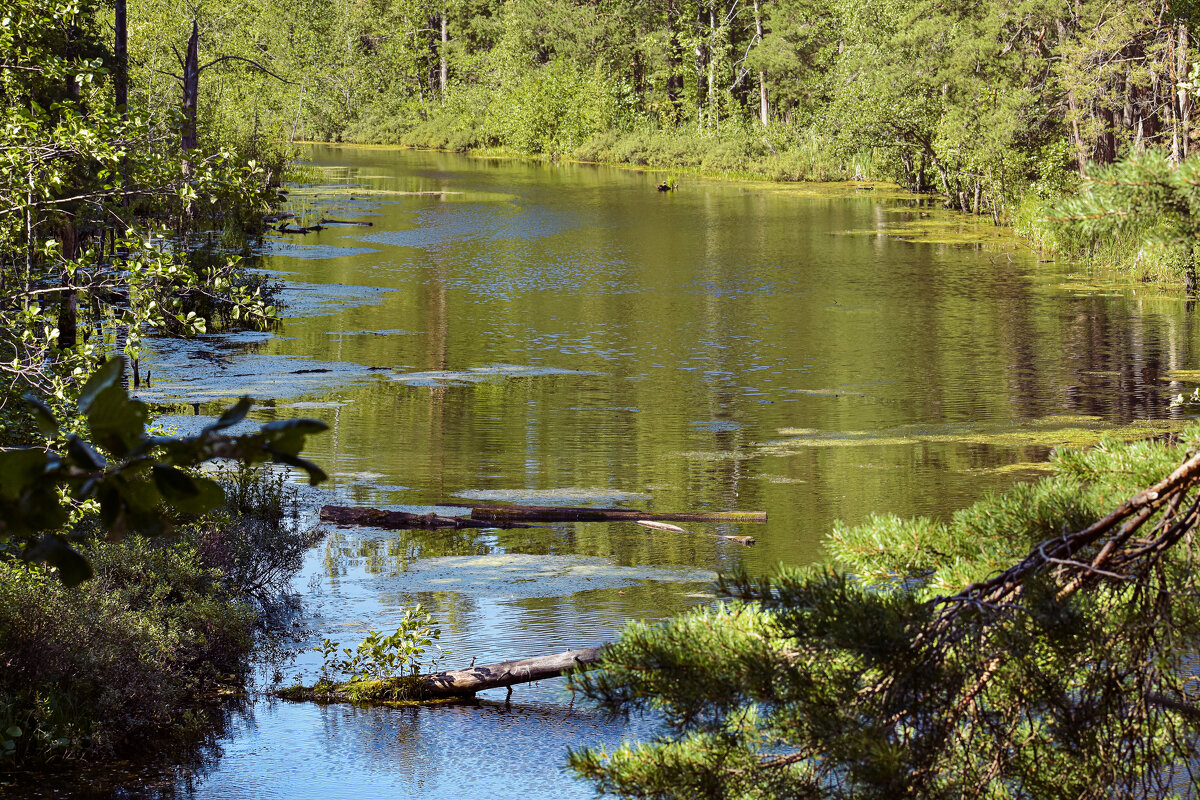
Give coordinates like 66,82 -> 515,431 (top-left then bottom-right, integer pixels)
0,469 -> 322,772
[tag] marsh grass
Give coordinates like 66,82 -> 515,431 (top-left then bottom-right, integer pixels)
1016,192 -> 1192,286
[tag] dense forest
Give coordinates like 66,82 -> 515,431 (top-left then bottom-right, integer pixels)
143,0 -> 1199,221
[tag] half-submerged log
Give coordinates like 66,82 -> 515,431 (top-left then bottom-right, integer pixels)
635,520 -> 756,546
277,647 -> 603,705
320,505 -> 525,530
277,222 -> 324,234
470,505 -> 765,524
318,218 -> 373,226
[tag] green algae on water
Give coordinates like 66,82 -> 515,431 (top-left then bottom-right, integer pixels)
760,416 -> 1180,455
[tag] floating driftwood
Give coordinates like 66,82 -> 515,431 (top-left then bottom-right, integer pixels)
277,222 -> 323,234
635,519 -> 755,546
319,218 -> 373,226
277,647 -> 603,705
320,505 -> 526,530
470,505 -> 766,524
320,504 -> 764,533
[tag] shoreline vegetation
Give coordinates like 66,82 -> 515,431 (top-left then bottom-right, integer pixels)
8,0 -> 1200,795
1,0 -> 330,779
0,467 -> 323,776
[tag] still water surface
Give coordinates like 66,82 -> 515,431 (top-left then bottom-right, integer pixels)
126,146 -> 1199,797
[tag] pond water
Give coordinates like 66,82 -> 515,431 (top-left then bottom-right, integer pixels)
90,146 -> 1200,796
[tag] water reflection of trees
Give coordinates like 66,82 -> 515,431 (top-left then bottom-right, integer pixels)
322,528 -> 492,578
313,699 -> 651,795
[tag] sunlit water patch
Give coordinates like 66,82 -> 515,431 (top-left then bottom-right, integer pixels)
137,354 -> 379,403
391,364 -> 601,387
354,553 -> 714,599
259,241 -> 381,259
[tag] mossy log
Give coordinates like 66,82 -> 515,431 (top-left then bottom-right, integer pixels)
321,504 -> 765,530
319,505 -> 528,530
277,647 -> 603,705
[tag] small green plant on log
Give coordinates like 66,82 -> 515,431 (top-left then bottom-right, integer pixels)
316,605 -> 445,684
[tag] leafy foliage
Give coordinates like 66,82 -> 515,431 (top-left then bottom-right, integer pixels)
1036,150 -> 1200,289
0,465 -> 321,769
212,0 -> 1198,225
315,606 -> 446,683
0,357 -> 327,585
570,432 -> 1200,798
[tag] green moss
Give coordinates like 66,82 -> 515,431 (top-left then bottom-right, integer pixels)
973,462 -> 1057,475
763,417 -> 1179,454
276,677 -> 470,707
834,210 -> 1025,247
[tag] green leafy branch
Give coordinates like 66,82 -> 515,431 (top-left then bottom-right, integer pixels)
315,605 -> 445,683
0,356 -> 327,585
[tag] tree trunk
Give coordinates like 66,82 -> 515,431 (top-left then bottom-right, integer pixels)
666,0 -> 683,121
1057,19 -> 1088,176
707,6 -> 717,127
1180,23 -> 1190,159
1187,244 -> 1198,296
114,0 -> 128,116
320,505 -> 527,530
182,18 -> 200,153
754,0 -> 768,125
439,11 -> 448,95
56,224 -> 78,350
1170,28 -> 1182,164
470,504 -> 766,524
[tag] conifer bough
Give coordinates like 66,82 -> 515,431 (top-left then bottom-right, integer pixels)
569,434 -> 1200,798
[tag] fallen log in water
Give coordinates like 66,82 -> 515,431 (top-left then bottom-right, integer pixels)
470,505 -> 766,524
276,647 -> 603,705
320,505 -> 526,530
277,222 -> 324,233
318,218 -> 373,226
320,504 -> 765,531
635,520 -> 755,546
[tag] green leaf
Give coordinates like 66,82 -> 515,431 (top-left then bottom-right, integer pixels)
209,396 -> 253,431
22,393 -> 59,437
66,435 -> 106,470
27,533 -> 93,586
263,418 -> 329,436
77,357 -> 124,414
5,726 -> 21,738
86,384 -> 149,457
271,451 -> 328,485
161,472 -> 224,515
152,464 -> 198,499
0,448 -> 51,501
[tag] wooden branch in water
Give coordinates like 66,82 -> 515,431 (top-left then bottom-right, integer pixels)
277,222 -> 323,234
277,647 -> 604,704
321,504 -> 764,531
318,218 -> 373,226
319,505 -> 525,530
635,520 -> 756,546
470,505 -> 766,524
